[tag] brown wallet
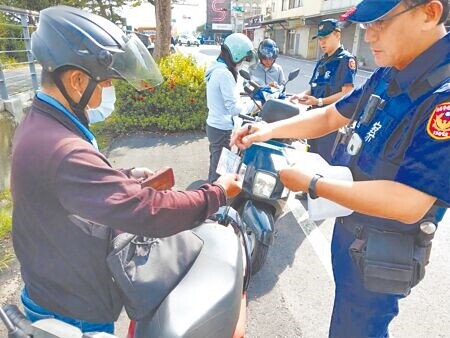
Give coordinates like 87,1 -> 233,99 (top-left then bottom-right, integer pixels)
140,167 -> 175,190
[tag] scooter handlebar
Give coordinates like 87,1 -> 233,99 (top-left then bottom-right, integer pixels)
238,113 -> 257,122
1,305 -> 32,337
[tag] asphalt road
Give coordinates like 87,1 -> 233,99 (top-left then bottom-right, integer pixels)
1,64 -> 41,98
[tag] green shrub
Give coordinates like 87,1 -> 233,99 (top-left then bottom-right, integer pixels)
0,189 -> 12,239
0,14 -> 28,67
102,53 -> 207,136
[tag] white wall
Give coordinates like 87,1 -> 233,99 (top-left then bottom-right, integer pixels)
321,0 -> 359,11
272,0 -> 322,19
297,27 -> 311,59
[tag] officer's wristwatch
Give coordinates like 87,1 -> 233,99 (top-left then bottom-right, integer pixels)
308,174 -> 323,200
317,98 -> 324,107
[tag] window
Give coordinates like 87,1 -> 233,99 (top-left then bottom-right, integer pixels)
289,0 -> 303,9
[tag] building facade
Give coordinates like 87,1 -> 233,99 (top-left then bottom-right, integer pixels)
238,0 -> 376,69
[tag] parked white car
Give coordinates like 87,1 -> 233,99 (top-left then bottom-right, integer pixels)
178,34 -> 199,47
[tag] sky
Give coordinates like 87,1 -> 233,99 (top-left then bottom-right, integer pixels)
121,1 -> 207,35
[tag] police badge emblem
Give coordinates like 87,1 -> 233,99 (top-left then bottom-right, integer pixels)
427,102 -> 450,140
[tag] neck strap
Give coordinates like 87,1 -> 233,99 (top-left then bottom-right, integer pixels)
36,92 -> 98,151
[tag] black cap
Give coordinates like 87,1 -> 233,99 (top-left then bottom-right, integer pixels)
312,19 -> 341,40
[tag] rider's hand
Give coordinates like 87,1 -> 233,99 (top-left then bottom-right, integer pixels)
230,123 -> 272,149
214,173 -> 242,199
130,167 -> 154,180
268,81 -> 280,88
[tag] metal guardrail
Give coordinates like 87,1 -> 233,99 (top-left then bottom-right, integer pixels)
0,5 -> 39,100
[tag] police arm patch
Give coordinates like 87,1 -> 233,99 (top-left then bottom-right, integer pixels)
348,58 -> 356,70
426,102 -> 450,140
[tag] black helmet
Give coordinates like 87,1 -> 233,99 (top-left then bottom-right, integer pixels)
31,6 -> 163,127
258,38 -> 279,62
31,5 -> 163,89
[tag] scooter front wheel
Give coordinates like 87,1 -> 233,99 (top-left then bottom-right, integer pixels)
237,202 -> 274,275
248,234 -> 269,275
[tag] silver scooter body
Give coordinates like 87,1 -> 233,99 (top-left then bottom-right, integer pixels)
1,221 -> 245,338
134,221 -> 244,338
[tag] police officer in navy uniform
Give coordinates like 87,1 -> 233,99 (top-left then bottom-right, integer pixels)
290,18 -> 357,163
232,0 -> 449,336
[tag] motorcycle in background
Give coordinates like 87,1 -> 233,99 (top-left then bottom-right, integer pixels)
240,68 -> 300,108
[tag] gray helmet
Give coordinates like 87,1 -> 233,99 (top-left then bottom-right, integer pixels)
222,33 -> 257,64
31,5 -> 163,89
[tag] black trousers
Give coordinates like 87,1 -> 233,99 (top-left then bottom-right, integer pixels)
205,124 -> 232,183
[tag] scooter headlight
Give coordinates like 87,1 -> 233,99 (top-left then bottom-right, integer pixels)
252,171 -> 277,198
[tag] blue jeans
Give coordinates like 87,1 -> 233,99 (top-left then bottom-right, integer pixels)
329,223 -> 404,338
20,288 -> 114,334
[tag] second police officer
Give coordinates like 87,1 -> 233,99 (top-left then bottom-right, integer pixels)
290,18 -> 357,163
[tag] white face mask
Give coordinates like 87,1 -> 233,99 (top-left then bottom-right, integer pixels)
83,85 -> 116,124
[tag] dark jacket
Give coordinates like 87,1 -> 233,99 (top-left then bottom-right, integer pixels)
11,97 -> 226,322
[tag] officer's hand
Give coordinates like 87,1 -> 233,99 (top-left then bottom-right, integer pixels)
289,92 -> 307,104
130,167 -> 154,180
279,164 -> 312,193
230,122 -> 272,149
301,94 -> 319,106
214,173 -> 242,199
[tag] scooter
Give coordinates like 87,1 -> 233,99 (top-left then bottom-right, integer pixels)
0,304 -> 118,337
229,69 -> 303,275
240,68 -> 300,108
129,206 -> 251,338
1,207 -> 252,338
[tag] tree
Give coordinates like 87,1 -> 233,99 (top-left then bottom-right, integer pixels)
1,0 -> 128,24
1,0 -> 173,59
147,0 -> 172,59
85,0 -> 129,25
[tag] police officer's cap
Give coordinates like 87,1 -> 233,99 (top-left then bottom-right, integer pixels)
312,19 -> 341,40
343,0 -> 413,23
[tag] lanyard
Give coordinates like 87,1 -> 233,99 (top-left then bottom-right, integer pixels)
36,92 -> 99,151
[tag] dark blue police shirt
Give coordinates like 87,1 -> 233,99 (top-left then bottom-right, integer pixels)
334,33 -> 450,230
310,46 -> 357,99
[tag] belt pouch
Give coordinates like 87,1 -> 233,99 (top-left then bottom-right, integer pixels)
351,227 -> 415,296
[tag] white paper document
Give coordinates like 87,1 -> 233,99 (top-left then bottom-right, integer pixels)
216,147 -> 241,176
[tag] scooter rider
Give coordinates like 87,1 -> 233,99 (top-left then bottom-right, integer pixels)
11,6 -> 241,334
290,19 -> 357,163
232,0 -> 449,336
249,38 -> 285,88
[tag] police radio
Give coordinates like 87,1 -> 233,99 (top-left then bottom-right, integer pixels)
331,94 -> 383,158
